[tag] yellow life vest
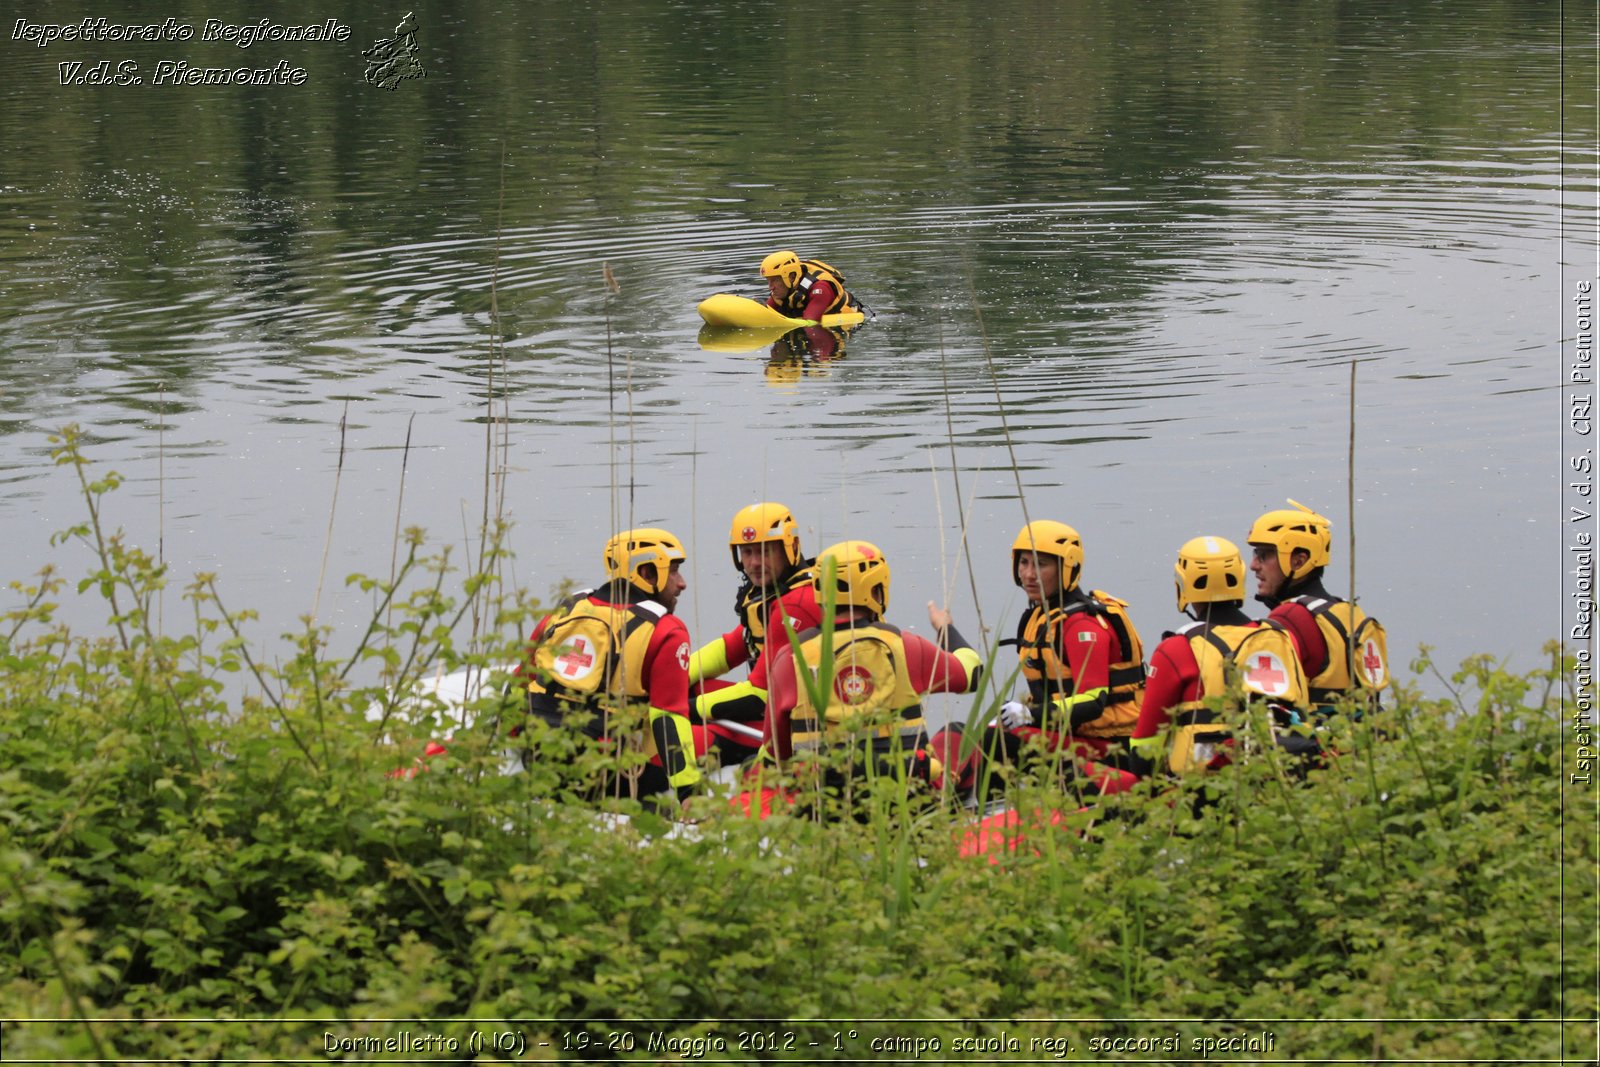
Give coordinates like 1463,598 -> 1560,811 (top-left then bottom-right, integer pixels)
1017,590 -> 1147,738
1287,594 -> 1391,704
733,563 -> 816,667
526,592 -> 699,790
790,621 -> 925,750
774,259 -> 856,317
1166,622 -> 1310,774
527,591 -> 665,706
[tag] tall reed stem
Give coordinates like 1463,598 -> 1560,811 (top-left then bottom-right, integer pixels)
387,413 -> 416,630
935,313 -> 988,640
157,381 -> 166,635
1348,359 -> 1357,614
311,402 -> 349,621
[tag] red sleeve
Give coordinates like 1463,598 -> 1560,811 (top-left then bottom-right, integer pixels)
1059,613 -> 1113,693
763,643 -> 799,757
1269,602 -> 1327,678
1132,635 -> 1199,739
748,585 -> 822,690
800,325 -> 839,357
720,627 -> 747,669
798,281 -> 837,321
642,615 -> 691,716
901,630 -> 972,695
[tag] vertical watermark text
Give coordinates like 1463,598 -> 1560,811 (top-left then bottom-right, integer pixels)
1569,279 -> 1595,785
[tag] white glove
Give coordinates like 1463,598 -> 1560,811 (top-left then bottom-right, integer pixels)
998,700 -> 1034,730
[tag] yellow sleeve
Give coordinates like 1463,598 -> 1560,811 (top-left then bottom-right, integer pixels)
695,679 -> 768,723
688,636 -> 732,686
648,706 -> 702,789
952,646 -> 983,690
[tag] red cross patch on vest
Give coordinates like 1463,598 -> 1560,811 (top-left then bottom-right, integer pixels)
1243,652 -> 1290,697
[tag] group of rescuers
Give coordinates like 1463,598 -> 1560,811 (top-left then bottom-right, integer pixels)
518,497 -> 1391,815
517,251 -> 1387,811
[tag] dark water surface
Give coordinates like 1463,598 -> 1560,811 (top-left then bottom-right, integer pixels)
1,0 -> 1593,698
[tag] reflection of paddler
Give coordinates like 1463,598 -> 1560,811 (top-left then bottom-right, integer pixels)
764,358 -> 805,387
772,325 -> 846,361
696,323 -> 850,357
765,327 -> 846,386
760,250 -> 860,320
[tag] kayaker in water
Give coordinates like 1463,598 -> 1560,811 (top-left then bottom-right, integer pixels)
760,540 -> 984,796
759,250 -> 860,321
688,502 -> 823,766
930,520 -> 1147,799
1121,536 -> 1311,783
520,528 -> 701,812
1246,501 -> 1390,715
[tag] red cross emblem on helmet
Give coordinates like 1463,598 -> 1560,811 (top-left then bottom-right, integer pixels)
740,526 -> 757,542
858,545 -> 876,558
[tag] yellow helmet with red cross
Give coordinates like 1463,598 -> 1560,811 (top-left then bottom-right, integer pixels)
728,502 -> 802,571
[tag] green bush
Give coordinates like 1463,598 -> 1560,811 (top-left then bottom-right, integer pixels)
0,429 -> 1591,1061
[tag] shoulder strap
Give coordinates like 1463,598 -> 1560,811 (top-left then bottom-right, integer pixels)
1199,628 -> 1238,663
1089,589 -> 1142,661
999,607 -> 1031,650
1291,594 -> 1351,643
803,258 -> 846,286
732,578 -> 759,615
607,601 -> 663,691
782,563 -> 816,595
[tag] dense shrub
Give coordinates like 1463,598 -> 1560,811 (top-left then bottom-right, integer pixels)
0,430 -> 1592,1061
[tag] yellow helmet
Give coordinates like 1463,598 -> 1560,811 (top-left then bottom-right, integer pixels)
1011,520 -> 1083,593
1247,499 -> 1332,583
1174,535 -> 1246,611
759,249 -> 803,289
603,527 -> 686,595
728,502 -> 802,571
815,540 -> 890,618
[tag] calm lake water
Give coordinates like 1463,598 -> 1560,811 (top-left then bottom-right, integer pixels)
1,0 -> 1593,704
